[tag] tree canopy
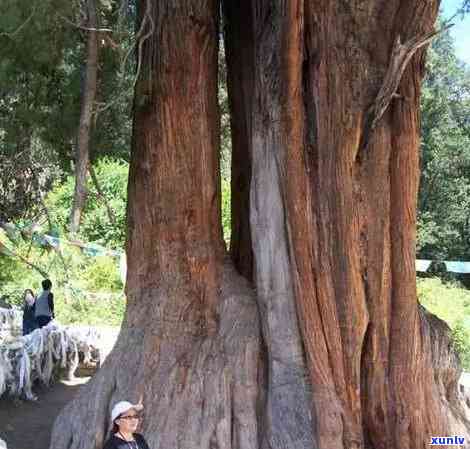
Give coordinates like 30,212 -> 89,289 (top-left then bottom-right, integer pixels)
0,0 -> 133,222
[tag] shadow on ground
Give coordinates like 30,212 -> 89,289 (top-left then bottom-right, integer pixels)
0,376 -> 90,449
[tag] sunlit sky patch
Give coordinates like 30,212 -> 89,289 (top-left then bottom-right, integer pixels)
441,0 -> 470,64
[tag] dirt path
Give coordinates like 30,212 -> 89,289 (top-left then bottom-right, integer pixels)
0,326 -> 119,449
0,376 -> 90,449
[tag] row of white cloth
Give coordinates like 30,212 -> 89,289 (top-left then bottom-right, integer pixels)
0,320 -> 78,400
0,310 -> 102,401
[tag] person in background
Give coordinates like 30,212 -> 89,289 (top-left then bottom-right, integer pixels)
103,401 -> 150,449
0,295 -> 12,309
22,289 -> 37,335
35,279 -> 55,328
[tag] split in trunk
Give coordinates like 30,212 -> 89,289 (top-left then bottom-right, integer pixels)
52,2 -> 260,449
52,1 -> 470,449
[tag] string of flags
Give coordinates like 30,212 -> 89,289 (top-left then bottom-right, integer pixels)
4,221 -> 468,279
40,234 -> 121,258
0,221 -> 127,284
0,221 -> 122,259
416,260 -> 470,274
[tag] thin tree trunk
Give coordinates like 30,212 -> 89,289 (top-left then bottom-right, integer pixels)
70,0 -> 99,234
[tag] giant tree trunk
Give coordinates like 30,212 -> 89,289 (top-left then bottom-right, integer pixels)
52,2 -> 261,449
70,0 -> 99,234
225,0 -> 470,448
52,1 -> 469,449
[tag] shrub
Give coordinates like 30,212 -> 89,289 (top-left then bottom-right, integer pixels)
221,178 -> 231,245
451,321 -> 470,371
45,157 -> 128,248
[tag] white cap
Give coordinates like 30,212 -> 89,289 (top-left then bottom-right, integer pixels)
111,401 -> 143,423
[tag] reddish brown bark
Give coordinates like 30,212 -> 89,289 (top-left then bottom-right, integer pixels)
229,1 -> 469,448
52,1 -> 469,449
52,2 -> 260,449
225,0 -> 470,448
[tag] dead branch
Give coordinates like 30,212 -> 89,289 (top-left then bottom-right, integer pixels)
135,0 -> 155,90
58,13 -> 113,33
442,0 -> 470,27
357,24 -> 453,158
0,223 -> 48,278
95,0 -> 155,115
89,164 -> 117,225
0,8 -> 36,39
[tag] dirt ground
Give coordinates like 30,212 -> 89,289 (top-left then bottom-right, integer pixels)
0,376 -> 90,449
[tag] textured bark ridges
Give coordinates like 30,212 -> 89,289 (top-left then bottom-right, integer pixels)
52,2 -> 260,449
52,1 -> 470,449
225,0 -> 470,448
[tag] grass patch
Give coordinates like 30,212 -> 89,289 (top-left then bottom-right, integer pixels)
418,277 -> 470,370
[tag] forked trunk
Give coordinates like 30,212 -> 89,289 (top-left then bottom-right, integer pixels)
52,1 -> 469,449
52,2 -> 260,449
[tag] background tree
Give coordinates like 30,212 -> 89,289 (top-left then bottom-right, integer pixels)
69,0 -> 135,233
418,27 -> 470,260
0,0 -> 134,228
0,0 -> 73,221
69,0 -> 100,233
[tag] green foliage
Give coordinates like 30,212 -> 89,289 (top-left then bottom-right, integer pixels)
0,223 -> 125,325
0,250 -> 125,325
221,178 -> 231,244
418,277 -> 470,327
82,255 -> 122,292
451,321 -> 470,370
418,27 -> 470,259
55,295 -> 125,327
219,45 -> 232,244
219,46 -> 231,181
0,0 -> 134,222
0,154 -> 128,325
0,0 -> 79,219
46,157 -> 128,247
0,256 -> 33,307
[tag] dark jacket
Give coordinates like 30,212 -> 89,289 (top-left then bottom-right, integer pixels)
22,302 -> 37,335
103,434 -> 150,449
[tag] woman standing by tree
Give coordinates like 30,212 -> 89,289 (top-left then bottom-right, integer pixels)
103,401 -> 150,449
